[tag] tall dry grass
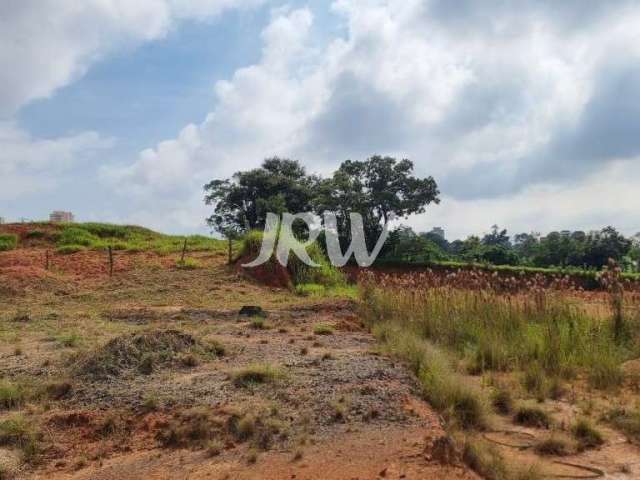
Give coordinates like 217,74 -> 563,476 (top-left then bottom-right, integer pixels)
360,267 -> 639,390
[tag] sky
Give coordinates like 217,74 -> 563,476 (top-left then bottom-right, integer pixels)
1,0 -> 639,241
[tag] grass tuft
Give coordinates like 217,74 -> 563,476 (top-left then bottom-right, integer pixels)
514,406 -> 551,428
572,418 -> 604,450
232,364 -> 285,387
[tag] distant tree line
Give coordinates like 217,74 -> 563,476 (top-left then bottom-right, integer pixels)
386,224 -> 640,272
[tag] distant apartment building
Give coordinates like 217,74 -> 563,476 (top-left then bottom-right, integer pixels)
0,216 -> 4,225
429,227 -> 445,240
50,211 -> 75,223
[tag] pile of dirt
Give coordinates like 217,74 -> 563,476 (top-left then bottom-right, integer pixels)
236,254 -> 292,289
74,330 -> 213,380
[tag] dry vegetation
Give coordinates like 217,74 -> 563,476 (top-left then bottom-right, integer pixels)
359,263 -> 640,478
1,222 -> 639,479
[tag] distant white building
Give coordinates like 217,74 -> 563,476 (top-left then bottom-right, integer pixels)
429,227 -> 445,240
50,211 -> 75,223
0,217 -> 4,225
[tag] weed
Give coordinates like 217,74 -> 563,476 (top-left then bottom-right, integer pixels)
42,381 -> 72,400
56,244 -> 86,255
139,354 -> 155,375
534,436 -> 570,456
521,364 -> 547,400
491,388 -> 514,415
572,419 -> 604,450
372,324 -> 487,430
249,318 -> 269,330
142,393 -> 160,412
179,353 -> 199,368
0,381 -> 26,410
603,407 -> 640,443
176,258 -> 201,270
313,323 -> 334,335
232,364 -> 285,387
462,437 -> 508,480
514,406 -> 551,428
0,415 -> 40,462
206,439 -> 223,457
0,234 -> 18,251
56,333 -> 81,348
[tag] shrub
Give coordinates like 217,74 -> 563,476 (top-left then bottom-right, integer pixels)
491,388 -> 514,415
604,407 -> 640,443
0,415 -> 39,462
57,244 -> 85,255
58,227 -> 98,247
374,325 -> 487,430
0,234 -> 18,251
514,406 -> 551,428
176,258 -> 201,270
534,436 -> 570,456
521,363 -> 547,399
232,364 -> 285,387
572,419 -> 604,450
462,438 -> 508,480
249,318 -> 269,330
313,323 -> 334,335
0,381 -> 26,410
56,333 -> 81,348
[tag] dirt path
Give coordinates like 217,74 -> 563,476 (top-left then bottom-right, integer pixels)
14,302 -> 478,480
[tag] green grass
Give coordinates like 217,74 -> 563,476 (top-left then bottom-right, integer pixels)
0,234 -> 18,251
175,258 -> 202,270
534,436 -> 570,456
572,418 -> 604,450
313,323 -> 334,335
56,244 -> 86,254
514,406 -> 551,428
0,381 -> 27,410
371,323 -> 487,430
0,415 -> 39,462
41,222 -> 225,254
603,407 -> 640,443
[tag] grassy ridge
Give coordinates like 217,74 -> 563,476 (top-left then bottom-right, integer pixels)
1,222 -> 225,255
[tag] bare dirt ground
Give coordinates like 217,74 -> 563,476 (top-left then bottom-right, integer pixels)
0,249 -> 478,479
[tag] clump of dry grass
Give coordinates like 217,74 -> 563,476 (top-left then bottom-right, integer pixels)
572,418 -> 604,450
0,415 -> 40,463
74,330 -> 222,380
513,406 -> 551,429
232,364 -> 285,387
534,436 -> 570,456
372,323 -> 487,430
603,407 -> 640,443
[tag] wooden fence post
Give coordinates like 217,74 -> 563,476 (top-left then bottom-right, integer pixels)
108,245 -> 114,277
228,237 -> 233,265
181,238 -> 188,263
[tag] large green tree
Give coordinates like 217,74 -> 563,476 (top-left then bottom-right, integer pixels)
315,156 -> 440,248
204,158 -> 319,235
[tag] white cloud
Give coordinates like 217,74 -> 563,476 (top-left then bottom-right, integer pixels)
0,0 -> 266,116
0,0 -> 265,224
0,122 -> 113,200
105,1 -> 640,235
